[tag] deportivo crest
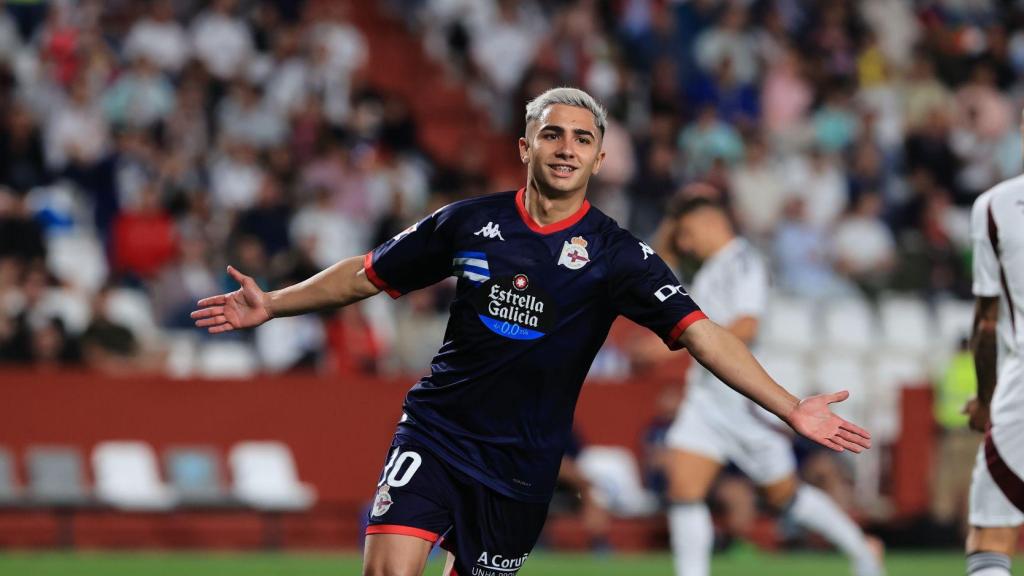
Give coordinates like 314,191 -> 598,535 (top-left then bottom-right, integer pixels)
371,484 -> 393,517
513,274 -> 529,290
558,236 -> 590,270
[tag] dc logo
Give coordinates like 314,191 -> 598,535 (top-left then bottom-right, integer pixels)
654,284 -> 687,302
513,274 -> 529,290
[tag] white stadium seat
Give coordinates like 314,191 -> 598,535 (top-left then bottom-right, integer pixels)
757,349 -> 815,399
32,288 -> 92,335
229,442 -> 316,511
879,295 -> 933,355
821,297 -> 876,354
813,351 -> 869,424
93,441 -> 176,510
196,341 -> 259,378
576,446 -> 658,517
105,288 -> 160,344
761,295 -> 817,354
46,232 -> 109,294
936,298 -> 974,351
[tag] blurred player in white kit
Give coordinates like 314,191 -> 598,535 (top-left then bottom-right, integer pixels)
963,116 -> 1024,575
657,195 -> 884,576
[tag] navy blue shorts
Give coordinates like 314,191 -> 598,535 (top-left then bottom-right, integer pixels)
366,434 -> 549,576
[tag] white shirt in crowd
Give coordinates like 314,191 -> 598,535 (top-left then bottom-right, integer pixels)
190,10 -> 253,80
124,17 -> 191,73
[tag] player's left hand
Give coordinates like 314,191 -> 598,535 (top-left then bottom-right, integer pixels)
787,390 -> 872,453
962,397 -> 990,433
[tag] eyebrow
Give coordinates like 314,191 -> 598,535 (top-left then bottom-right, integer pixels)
539,125 -> 596,140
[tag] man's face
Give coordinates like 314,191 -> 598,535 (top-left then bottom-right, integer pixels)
519,104 -> 605,198
674,209 -> 720,261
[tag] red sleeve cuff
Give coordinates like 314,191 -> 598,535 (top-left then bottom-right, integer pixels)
664,311 -> 707,350
363,252 -> 402,299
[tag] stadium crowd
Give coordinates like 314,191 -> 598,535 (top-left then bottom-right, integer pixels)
0,0 -> 1016,377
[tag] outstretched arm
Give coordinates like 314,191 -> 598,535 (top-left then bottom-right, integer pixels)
191,255 -> 380,333
678,318 -> 872,453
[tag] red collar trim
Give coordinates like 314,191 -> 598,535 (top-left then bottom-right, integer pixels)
514,187 -> 591,235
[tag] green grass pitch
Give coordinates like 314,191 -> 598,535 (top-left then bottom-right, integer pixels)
0,551 -> 993,576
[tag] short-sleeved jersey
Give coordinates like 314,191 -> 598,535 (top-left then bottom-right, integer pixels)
971,177 -> 1024,425
365,189 -> 705,502
684,238 -> 768,409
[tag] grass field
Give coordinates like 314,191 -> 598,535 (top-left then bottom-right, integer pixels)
0,550 -> 994,576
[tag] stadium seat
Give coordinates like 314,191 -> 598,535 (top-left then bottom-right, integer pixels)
872,353 -> 929,443
26,446 -> 90,506
228,442 -> 316,511
936,298 -> 974,351
93,441 -> 177,510
761,295 -> 817,354
812,352 -> 870,424
164,446 -> 233,506
196,340 -> 260,378
104,288 -> 161,345
757,349 -> 815,399
821,296 -> 876,353
879,295 -> 934,356
45,232 -> 109,294
0,447 -> 20,505
31,288 -> 92,336
576,446 -> 658,517
164,330 -> 198,378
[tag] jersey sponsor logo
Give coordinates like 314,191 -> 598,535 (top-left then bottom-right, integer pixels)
557,236 -> 590,270
370,484 -> 393,517
469,275 -> 558,340
453,251 -> 491,286
474,221 -> 506,241
639,241 -> 655,261
654,283 -> 688,302
474,551 -> 529,575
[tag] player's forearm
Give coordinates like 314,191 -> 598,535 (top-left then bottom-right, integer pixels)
266,255 -> 380,318
973,325 -> 998,406
679,319 -> 800,422
972,297 -> 1000,407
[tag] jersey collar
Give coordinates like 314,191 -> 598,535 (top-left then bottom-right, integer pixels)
515,187 -> 591,235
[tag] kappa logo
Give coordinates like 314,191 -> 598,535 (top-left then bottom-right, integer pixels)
558,236 -> 590,270
474,221 -> 505,241
370,484 -> 393,517
639,241 -> 655,261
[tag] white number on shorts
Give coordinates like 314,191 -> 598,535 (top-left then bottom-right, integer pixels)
379,449 -> 423,488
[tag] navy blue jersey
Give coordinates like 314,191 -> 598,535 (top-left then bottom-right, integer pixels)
364,189 -> 705,502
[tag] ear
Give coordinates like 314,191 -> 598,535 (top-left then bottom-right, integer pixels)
518,136 -> 530,165
591,149 -> 607,175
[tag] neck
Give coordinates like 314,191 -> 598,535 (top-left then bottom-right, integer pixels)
523,181 -> 587,227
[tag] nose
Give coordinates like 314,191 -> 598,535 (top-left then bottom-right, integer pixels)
554,137 -> 575,160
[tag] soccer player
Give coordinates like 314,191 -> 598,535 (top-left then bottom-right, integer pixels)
963,164 -> 1024,576
191,87 -> 871,576
657,197 -> 884,576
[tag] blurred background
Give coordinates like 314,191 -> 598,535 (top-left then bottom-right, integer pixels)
0,0 -> 1019,573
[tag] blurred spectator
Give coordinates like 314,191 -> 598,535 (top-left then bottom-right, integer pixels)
151,231 -> 218,328
931,338 -> 981,529
781,147 -> 847,230
123,0 -> 191,74
773,197 -> 852,299
728,135 -> 787,240
678,105 -> 744,179
101,56 -> 176,129
45,77 -> 110,171
190,0 -> 253,81
80,286 -> 138,372
695,4 -> 759,85
832,192 -> 896,293
111,183 -> 177,282
0,104 -> 50,194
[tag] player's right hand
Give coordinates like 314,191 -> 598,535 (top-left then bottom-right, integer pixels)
962,397 -> 990,433
190,266 -> 273,333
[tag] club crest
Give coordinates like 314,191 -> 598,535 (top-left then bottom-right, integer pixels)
558,236 -> 590,270
371,484 -> 393,517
